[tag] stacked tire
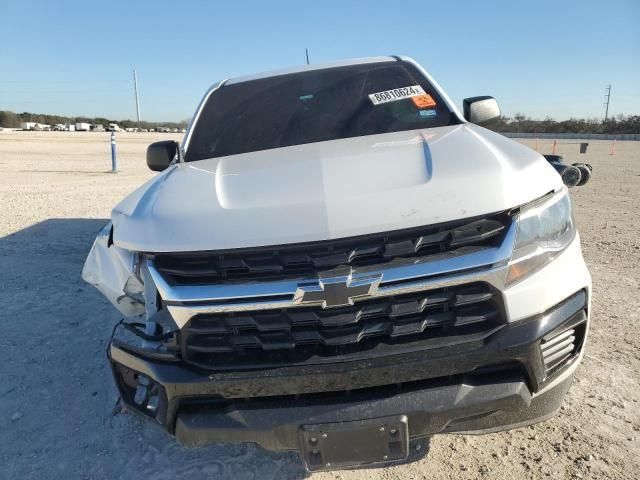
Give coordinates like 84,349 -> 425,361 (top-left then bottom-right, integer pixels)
573,163 -> 592,186
542,154 -> 592,188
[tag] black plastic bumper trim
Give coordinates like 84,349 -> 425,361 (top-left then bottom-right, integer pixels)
109,290 -> 588,441
174,371 -> 533,451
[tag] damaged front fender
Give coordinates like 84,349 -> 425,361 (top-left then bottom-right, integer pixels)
82,222 -> 145,316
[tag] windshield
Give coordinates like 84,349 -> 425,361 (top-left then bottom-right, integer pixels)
185,60 -> 458,161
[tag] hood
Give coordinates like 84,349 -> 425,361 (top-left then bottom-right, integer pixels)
112,124 -> 562,252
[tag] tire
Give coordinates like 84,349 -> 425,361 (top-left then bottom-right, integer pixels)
573,162 -> 593,173
575,165 -> 592,186
559,165 -> 582,187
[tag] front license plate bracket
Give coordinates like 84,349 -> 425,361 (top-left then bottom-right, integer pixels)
300,415 -> 409,471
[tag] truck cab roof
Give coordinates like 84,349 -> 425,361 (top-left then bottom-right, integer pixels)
226,56 -> 399,85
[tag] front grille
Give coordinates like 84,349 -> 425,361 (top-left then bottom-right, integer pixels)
181,282 -> 504,370
153,213 -> 510,285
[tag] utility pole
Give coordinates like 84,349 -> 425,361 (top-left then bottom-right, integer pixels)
305,48 -> 310,65
604,84 -> 611,121
133,68 -> 141,128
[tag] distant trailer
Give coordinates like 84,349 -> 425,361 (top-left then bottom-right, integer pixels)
21,122 -> 38,130
75,122 -> 91,131
91,124 -> 105,132
66,124 -> 76,132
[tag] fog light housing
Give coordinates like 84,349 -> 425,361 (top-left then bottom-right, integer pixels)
112,362 -> 168,423
540,311 -> 587,381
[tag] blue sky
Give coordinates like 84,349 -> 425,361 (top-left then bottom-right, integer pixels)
1,0 -> 638,122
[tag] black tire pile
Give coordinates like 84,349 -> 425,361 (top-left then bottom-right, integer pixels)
543,154 -> 592,188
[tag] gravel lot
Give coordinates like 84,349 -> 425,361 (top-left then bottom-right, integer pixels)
1,131 -> 638,479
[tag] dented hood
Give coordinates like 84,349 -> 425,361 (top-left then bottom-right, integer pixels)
112,124 -> 561,252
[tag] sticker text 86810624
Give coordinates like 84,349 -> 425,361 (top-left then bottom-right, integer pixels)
368,85 -> 427,105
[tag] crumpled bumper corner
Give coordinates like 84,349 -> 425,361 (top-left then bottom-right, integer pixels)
82,221 -> 145,317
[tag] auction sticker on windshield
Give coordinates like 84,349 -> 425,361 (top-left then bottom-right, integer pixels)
369,85 -> 427,105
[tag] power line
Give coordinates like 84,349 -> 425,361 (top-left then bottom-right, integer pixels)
604,84 -> 611,121
305,48 -> 310,65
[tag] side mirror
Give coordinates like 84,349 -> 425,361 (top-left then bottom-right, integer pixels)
463,96 -> 501,126
146,140 -> 178,171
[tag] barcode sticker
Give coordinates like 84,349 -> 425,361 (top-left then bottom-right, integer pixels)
369,85 -> 427,105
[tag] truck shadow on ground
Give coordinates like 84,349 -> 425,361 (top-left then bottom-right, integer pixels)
0,218 -> 430,479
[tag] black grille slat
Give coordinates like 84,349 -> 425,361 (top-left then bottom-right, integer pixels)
455,292 -> 494,306
182,283 -> 503,369
154,213 -> 510,285
351,244 -> 384,263
383,239 -> 417,258
415,231 -> 451,250
389,298 -> 427,317
454,309 -> 497,326
389,317 -> 430,337
449,219 -> 506,247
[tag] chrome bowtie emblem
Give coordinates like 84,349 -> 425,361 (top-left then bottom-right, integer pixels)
293,273 -> 383,309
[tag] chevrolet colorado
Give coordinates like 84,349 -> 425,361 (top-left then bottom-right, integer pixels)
82,56 -> 591,471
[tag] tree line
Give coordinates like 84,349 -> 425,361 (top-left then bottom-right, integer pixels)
1,109 -> 639,134
0,110 -> 188,130
487,114 -> 640,134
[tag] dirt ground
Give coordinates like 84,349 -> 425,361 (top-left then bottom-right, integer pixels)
0,132 -> 638,479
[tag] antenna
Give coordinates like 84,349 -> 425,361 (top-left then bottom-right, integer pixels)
133,68 -> 141,128
604,84 -> 611,121
305,48 -> 310,65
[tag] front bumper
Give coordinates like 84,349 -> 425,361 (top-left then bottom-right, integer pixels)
174,370 -> 573,451
109,288 -> 589,455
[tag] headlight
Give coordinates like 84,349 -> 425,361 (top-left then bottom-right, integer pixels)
507,189 -> 576,285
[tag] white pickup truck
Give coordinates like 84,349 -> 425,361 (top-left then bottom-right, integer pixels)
83,56 -> 591,471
